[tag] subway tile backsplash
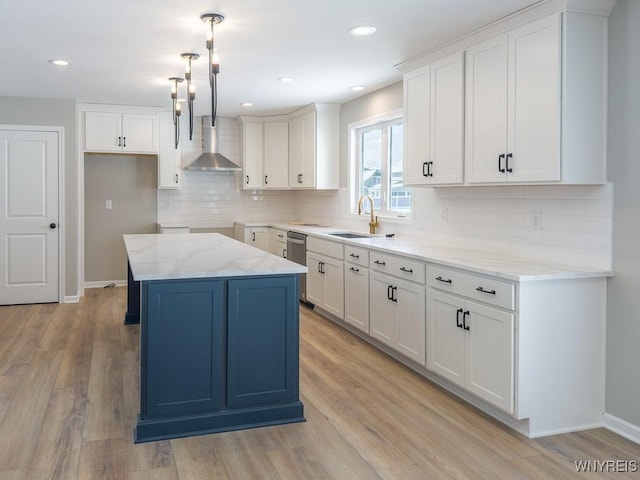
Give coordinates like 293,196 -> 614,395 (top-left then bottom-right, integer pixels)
158,116 -> 612,270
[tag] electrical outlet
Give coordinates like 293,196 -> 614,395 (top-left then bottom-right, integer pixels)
529,211 -> 541,230
106,200 -> 112,210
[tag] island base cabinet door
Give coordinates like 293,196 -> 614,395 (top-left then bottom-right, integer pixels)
227,276 -> 299,408
465,301 -> 514,413
142,280 -> 225,419
427,290 -> 466,386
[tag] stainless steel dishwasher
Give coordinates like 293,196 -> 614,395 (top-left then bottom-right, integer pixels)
286,231 -> 311,305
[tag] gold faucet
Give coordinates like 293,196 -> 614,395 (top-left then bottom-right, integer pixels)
357,195 -> 379,234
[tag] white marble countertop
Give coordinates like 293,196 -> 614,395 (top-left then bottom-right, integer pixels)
124,233 -> 307,281
234,221 -> 612,282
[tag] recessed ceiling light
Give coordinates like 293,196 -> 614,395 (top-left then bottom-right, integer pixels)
351,85 -> 366,91
348,25 -> 376,36
241,102 -> 253,107
278,76 -> 295,83
48,59 -> 70,66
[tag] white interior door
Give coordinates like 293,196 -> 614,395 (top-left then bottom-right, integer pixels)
0,128 -> 59,304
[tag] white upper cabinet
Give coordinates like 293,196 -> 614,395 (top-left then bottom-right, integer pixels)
403,51 -> 464,186
288,103 -> 340,190
399,4 -> 611,186
158,112 -> 181,189
85,111 -> 159,154
465,15 -> 561,183
240,117 -> 289,190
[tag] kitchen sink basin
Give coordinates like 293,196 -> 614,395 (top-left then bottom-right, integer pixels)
328,232 -> 371,239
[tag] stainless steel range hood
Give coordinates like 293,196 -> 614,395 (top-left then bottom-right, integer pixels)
185,116 -> 241,172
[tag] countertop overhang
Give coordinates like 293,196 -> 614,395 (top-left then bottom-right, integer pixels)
124,233 -> 307,281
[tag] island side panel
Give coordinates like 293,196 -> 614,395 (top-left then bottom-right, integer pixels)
227,276 -> 300,408
141,279 -> 226,419
124,260 -> 141,325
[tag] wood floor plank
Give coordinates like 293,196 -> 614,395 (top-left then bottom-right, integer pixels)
0,470 -> 28,480
127,440 -> 175,472
0,334 -> 39,377
77,438 -> 127,480
0,350 -> 63,470
171,437 -> 225,480
0,376 -> 21,423
128,466 -> 179,480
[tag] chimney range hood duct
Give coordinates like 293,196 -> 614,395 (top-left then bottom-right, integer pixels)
185,116 -> 241,171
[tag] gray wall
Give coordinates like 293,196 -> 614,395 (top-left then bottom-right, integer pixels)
606,0 -> 640,429
0,96 -> 78,298
84,154 -> 157,282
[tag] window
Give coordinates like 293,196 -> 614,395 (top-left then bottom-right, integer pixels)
350,114 -> 411,218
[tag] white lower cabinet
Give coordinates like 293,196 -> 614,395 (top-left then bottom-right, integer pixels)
234,224 -> 270,252
344,246 -> 370,333
370,271 -> 425,365
427,289 -> 514,413
306,251 -> 344,319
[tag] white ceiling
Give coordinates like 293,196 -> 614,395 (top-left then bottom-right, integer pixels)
1,0 -> 540,118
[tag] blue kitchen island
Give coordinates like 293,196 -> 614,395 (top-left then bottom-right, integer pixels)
123,233 -> 307,443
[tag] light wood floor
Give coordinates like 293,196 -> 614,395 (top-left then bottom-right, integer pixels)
0,287 -> 639,479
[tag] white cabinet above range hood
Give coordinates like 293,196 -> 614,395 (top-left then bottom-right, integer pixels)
184,116 -> 241,172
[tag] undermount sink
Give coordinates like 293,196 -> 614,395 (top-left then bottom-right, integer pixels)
328,232 -> 371,239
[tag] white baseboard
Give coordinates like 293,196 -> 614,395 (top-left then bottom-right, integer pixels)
84,280 -> 127,289
63,295 -> 80,303
603,413 -> 640,445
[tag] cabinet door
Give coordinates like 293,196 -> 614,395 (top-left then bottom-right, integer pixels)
243,122 -> 264,189
288,115 -> 303,187
143,279 -> 225,418
465,300 -> 514,413
306,252 -> 325,307
465,35 -> 509,183
227,276 -> 299,407
250,227 -> 270,252
369,272 -> 397,348
264,122 -> 289,188
427,290 -> 466,386
403,65 -> 431,186
158,112 -> 180,189
395,279 -> 426,364
345,265 -> 369,333
429,52 -> 464,185
85,111 -> 122,152
289,112 -> 315,188
122,113 -> 159,153
507,15 -> 560,182
322,257 -> 344,319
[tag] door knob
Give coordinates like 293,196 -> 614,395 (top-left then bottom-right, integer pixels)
49,223 -> 57,229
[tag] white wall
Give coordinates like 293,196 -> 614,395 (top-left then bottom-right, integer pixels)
294,83 -> 613,270
157,116 -> 296,228
606,0 -> 640,430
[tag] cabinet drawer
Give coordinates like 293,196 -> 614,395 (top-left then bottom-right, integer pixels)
307,236 -> 343,260
345,246 -> 369,267
428,265 -> 515,310
370,251 -> 426,284
274,229 -> 287,242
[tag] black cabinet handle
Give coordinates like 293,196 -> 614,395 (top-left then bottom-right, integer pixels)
349,253 -> 360,259
349,266 -> 360,273
265,175 -> 268,184
246,175 -> 250,185
400,267 -> 413,273
374,260 -> 386,266
118,136 -> 122,147
277,234 -> 284,238
297,173 -> 303,184
321,262 -> 325,274
476,286 -> 496,295
435,276 -> 452,284
506,153 -> 513,173
252,232 -> 256,242
392,286 -> 398,302
498,153 -> 506,173
175,173 -> 179,184
456,308 -> 463,328
387,285 -> 393,300
423,162 -> 428,177
49,222 -> 57,229
283,248 -> 287,258
123,136 -> 126,148
463,310 -> 470,331
426,161 -> 433,177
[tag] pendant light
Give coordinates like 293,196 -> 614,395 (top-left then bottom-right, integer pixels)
200,13 -> 224,127
168,77 -> 183,148
180,53 -> 199,140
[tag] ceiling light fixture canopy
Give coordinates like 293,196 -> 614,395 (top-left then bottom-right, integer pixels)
201,13 -> 225,127
180,53 -> 199,140
169,77 -> 184,148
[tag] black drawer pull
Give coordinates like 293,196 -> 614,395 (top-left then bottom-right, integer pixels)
476,286 -> 496,295
498,153 -> 506,173
350,253 -> 360,259
435,276 -> 452,284
456,308 -> 463,328
349,267 -> 360,273
400,267 -> 413,273
374,260 -> 386,266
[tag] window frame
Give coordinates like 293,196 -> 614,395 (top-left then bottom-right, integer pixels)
348,110 -> 412,222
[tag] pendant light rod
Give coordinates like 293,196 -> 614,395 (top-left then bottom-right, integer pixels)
180,53 -> 199,140
169,77 -> 184,149
200,13 -> 224,127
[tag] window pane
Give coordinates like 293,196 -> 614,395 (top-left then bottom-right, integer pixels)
389,123 -> 410,212
361,128 -> 383,211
